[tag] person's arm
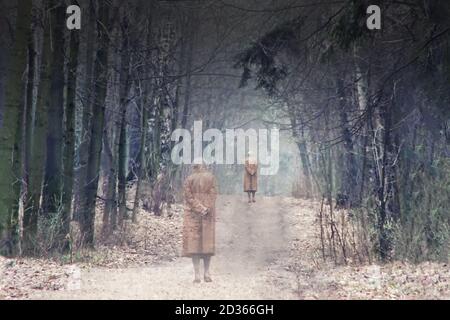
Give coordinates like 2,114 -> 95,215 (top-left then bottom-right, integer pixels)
184,179 -> 207,215
245,161 -> 255,175
252,163 -> 258,176
246,162 -> 257,176
205,176 -> 218,212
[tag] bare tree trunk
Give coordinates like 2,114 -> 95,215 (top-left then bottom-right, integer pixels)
0,0 -> 8,126
354,44 -> 370,205
287,101 -> 312,197
132,96 -> 149,223
24,17 -> 51,255
117,14 -> 132,227
324,110 -> 337,261
24,30 -> 36,186
180,10 -> 196,129
22,24 -> 40,256
74,0 -> 96,221
336,78 -> 358,207
102,129 -> 118,235
79,2 -> 110,247
131,8 -> 154,222
42,1 -> 65,226
62,22 -> 80,246
101,2 -> 122,236
376,93 -> 399,261
0,0 -> 32,255
117,111 -> 128,226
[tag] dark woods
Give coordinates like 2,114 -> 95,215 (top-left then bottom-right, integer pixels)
236,0 -> 450,262
0,0 -> 186,256
0,0 -> 449,265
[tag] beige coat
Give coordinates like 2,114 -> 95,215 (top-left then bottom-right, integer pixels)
182,167 -> 218,257
243,159 -> 258,192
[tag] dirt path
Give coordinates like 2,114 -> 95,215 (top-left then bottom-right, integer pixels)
8,194 -> 450,300
31,195 -> 308,299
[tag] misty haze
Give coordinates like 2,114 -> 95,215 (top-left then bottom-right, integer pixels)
1,0 -> 450,301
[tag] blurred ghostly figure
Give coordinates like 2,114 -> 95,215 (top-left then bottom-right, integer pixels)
244,152 -> 258,203
182,160 -> 218,283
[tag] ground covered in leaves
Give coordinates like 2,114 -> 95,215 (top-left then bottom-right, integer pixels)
1,196 -> 450,300
278,198 -> 450,299
0,204 -> 184,299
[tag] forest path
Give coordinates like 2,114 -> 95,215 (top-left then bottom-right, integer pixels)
32,195 -> 314,299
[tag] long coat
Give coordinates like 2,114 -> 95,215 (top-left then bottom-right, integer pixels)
243,159 -> 258,192
182,168 -> 218,257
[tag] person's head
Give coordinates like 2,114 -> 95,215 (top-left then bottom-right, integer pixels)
192,157 -> 207,172
246,151 -> 257,163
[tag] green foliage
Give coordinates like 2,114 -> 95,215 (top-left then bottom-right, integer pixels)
419,35 -> 450,121
234,18 -> 303,95
394,153 -> 450,262
331,0 -> 372,50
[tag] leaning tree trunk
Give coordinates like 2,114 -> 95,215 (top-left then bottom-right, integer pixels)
287,101 -> 313,197
0,0 -> 32,256
80,2 -> 110,247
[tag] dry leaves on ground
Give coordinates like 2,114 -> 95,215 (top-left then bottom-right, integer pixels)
283,198 -> 450,300
0,205 -> 184,299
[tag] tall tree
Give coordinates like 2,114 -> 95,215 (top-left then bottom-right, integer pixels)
42,1 -> 66,222
74,0 -> 96,221
132,10 -> 153,222
62,11 -> 80,245
336,77 -> 358,206
101,2 -> 123,234
180,8 -> 196,130
79,1 -> 110,246
117,12 -> 132,227
0,0 -> 32,255
23,1 -> 52,255
24,26 -> 36,194
0,0 -> 8,124
23,27 -> 37,255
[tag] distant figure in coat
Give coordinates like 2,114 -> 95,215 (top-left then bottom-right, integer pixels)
182,160 -> 218,283
244,152 -> 258,203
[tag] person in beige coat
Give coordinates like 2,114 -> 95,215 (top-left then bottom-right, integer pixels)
182,161 -> 218,283
244,152 -> 258,203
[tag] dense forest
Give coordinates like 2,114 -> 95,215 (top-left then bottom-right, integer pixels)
0,0 -> 449,269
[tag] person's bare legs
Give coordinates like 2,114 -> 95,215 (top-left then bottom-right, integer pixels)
192,255 -> 201,283
203,255 -> 212,282
252,191 -> 256,202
